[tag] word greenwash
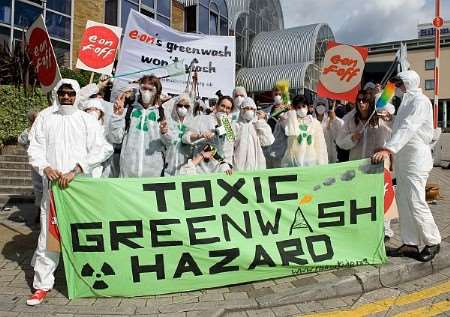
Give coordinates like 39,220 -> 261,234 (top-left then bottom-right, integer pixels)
53,159 -> 387,299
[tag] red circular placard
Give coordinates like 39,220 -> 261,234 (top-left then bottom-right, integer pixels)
28,28 -> 57,86
78,26 -> 119,69
384,168 -> 395,214
433,17 -> 444,28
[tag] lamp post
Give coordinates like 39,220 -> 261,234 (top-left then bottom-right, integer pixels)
433,0 -> 442,129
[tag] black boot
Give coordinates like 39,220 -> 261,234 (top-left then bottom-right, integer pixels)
386,244 -> 420,259
418,244 -> 440,262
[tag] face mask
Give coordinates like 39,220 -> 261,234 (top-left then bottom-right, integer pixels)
274,95 -> 282,105
242,110 -> 255,122
316,105 -> 327,115
140,88 -> 156,104
234,96 -> 245,108
59,105 -> 77,116
177,107 -> 188,117
296,108 -> 308,118
88,110 -> 100,120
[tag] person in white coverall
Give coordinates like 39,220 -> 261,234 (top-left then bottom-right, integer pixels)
79,98 -> 114,178
281,95 -> 328,167
26,79 -> 113,306
231,86 -> 247,122
373,70 -> 441,262
313,98 -> 344,163
160,94 -> 194,176
183,96 -> 235,174
233,97 -> 274,171
109,75 -> 167,177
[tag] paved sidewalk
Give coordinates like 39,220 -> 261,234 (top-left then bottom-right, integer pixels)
0,168 -> 449,317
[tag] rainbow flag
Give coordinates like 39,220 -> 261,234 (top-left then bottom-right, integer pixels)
376,82 -> 396,110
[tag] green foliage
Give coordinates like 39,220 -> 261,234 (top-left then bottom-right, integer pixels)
0,85 -> 48,145
60,67 -> 99,88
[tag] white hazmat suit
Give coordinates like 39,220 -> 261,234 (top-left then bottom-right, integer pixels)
383,70 -> 441,247
233,97 -> 274,171
28,79 -> 113,291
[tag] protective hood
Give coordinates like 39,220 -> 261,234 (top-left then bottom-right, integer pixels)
397,70 -> 421,94
233,86 -> 248,98
238,97 -> 257,123
51,78 -> 81,109
79,98 -> 105,112
313,97 -> 329,109
166,94 -> 194,122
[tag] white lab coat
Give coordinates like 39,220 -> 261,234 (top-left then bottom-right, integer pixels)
233,113 -> 274,171
281,111 -> 328,167
384,70 -> 441,246
27,79 -> 113,291
183,113 -> 234,174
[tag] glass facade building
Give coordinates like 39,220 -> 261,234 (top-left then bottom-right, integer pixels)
0,0 -> 72,66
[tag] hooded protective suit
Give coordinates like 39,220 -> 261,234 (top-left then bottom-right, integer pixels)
79,98 -> 113,178
27,78 -> 113,291
233,98 -> 274,171
314,98 -> 344,163
161,94 -> 195,176
108,93 -> 167,178
383,70 -> 441,247
281,110 -> 328,167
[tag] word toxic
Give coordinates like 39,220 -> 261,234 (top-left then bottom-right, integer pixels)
323,54 -> 360,82
81,35 -> 116,59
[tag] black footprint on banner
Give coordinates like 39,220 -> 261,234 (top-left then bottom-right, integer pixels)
81,262 -> 116,290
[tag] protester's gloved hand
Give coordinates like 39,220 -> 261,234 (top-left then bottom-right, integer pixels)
372,149 -> 391,164
44,167 -> 61,181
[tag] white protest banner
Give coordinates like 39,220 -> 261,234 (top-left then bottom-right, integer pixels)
26,15 -> 61,93
113,10 -> 235,98
317,41 -> 368,102
76,20 -> 122,75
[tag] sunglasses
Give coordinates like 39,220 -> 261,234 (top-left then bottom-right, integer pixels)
177,103 -> 190,109
356,98 -> 369,104
58,90 -> 76,97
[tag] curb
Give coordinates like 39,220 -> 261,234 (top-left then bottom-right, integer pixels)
217,241 -> 450,316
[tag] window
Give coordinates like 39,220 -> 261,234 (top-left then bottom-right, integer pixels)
156,0 -> 170,17
52,39 -> 70,66
47,0 -> 71,15
157,14 -> 169,26
425,59 -> 435,70
199,4 -> 209,34
209,3 -> 218,35
46,11 -> 71,41
105,0 -> 118,26
141,8 -> 154,18
14,1 -> 42,28
0,25 -> 10,49
425,79 -> 435,90
121,0 -> 138,28
142,0 -> 154,7
185,5 -> 196,33
0,0 -> 11,24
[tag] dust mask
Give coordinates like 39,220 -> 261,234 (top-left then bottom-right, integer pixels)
140,88 -> 156,104
234,96 -> 245,108
59,105 -> 77,116
316,105 -> 326,115
296,108 -> 308,118
242,110 -> 255,122
177,107 -> 188,117
274,95 -> 282,105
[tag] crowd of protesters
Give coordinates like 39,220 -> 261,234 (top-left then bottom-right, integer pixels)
20,69 -> 441,305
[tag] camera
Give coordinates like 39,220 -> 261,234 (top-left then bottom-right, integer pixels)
202,144 -> 224,162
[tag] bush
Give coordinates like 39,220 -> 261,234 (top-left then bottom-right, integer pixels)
0,85 -> 48,145
60,67 -> 99,88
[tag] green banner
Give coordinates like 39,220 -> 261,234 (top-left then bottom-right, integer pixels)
53,159 -> 387,299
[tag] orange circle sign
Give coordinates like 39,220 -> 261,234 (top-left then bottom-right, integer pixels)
78,26 -> 119,69
433,17 -> 444,28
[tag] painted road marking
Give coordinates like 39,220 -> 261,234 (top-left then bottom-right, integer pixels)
300,279 -> 450,317
392,299 -> 450,317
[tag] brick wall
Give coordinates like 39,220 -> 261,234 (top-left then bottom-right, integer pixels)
171,0 -> 185,32
71,0 -> 105,68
